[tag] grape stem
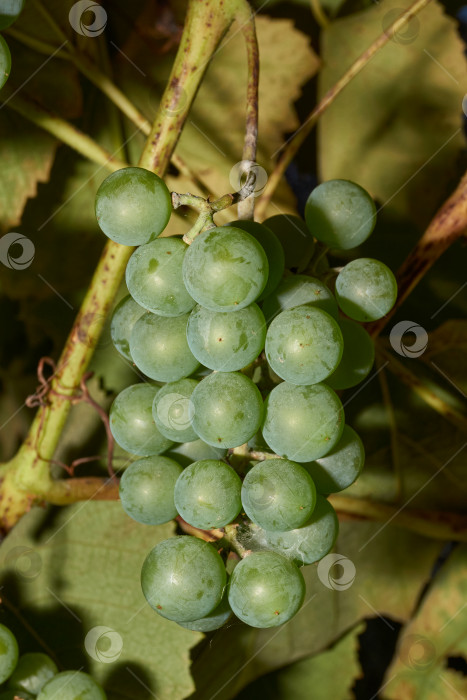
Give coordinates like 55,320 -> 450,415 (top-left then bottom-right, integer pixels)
255,0 -> 433,219
174,169 -> 260,244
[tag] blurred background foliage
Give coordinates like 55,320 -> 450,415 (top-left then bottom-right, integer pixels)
0,0 -> 466,698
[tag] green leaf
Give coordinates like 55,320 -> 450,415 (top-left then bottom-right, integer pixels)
236,622 -> 365,700
0,503 -> 202,700
382,545 -> 467,700
318,0 -> 467,227
189,522 -> 440,699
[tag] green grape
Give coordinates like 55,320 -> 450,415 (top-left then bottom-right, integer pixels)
263,495 -> 339,566
129,312 -> 199,382
125,237 -> 195,317
305,179 -> 377,250
228,551 -> 305,628
119,456 -> 182,525
262,215 -> 315,270
241,458 -> 316,532
229,219 -> 285,299
335,258 -> 397,322
191,372 -> 263,448
110,294 -> 145,361
303,425 -> 364,494
174,459 -> 242,529
95,167 -> 171,246
327,319 -> 375,390
262,274 -> 338,322
0,36 -> 11,90
186,303 -> 266,372
265,306 -> 343,385
0,0 -> 25,30
0,624 -> 18,684
166,439 -> 227,468
7,653 -> 57,696
109,384 -> 173,456
37,671 -> 106,700
141,536 -> 226,622
182,227 -> 268,312
178,592 -> 233,632
262,382 -> 344,462
0,691 -> 35,700
152,378 -> 198,442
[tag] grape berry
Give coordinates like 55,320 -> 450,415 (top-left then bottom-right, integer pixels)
97,169 -> 397,631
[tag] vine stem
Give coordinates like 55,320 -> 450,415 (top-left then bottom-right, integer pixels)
255,0 -> 432,219
0,0 -> 245,531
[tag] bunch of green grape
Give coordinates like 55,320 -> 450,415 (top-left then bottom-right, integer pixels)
95,169 -> 397,631
0,623 -> 106,699
0,0 -> 26,90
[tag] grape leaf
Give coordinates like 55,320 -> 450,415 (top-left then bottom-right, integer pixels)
189,522 -> 440,699
0,503 -> 202,700
318,0 -> 467,228
382,545 -> 467,700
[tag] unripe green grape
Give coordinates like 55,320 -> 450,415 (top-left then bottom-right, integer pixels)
229,219 -> 285,299
141,536 -> 226,622
125,237 -> 195,316
241,458 -> 316,532
119,456 -> 182,525
265,305 -> 343,385
262,215 -> 315,270
0,0 -> 25,30
7,653 -> 57,696
174,459 -> 242,529
335,258 -> 397,322
262,382 -> 344,462
110,294 -> 145,361
0,36 -> 11,90
0,624 -> 18,684
178,592 -> 233,632
327,319 -> 375,390
262,274 -> 338,323
37,671 -> 106,700
305,179 -> 377,250
263,495 -> 339,566
228,551 -> 305,628
166,439 -> 226,467
186,303 -> 266,372
109,384 -> 173,456
191,372 -> 264,448
152,378 -> 198,443
182,227 -> 268,312
130,312 -> 199,382
95,167 -> 171,246
303,425 -> 364,494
